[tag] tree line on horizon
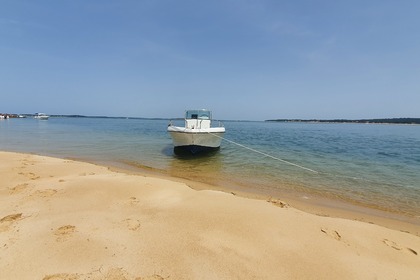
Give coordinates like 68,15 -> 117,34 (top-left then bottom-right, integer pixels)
265,118 -> 420,124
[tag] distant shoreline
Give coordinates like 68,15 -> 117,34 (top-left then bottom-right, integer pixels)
2,113 -> 419,124
0,113 -> 170,121
266,118 -> 420,125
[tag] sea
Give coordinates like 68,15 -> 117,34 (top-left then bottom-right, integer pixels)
1,117 -> 419,221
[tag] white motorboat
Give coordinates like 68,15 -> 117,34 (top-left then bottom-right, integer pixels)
168,109 -> 225,154
34,113 -> 49,120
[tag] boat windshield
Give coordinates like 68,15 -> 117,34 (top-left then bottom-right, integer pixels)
185,110 -> 211,120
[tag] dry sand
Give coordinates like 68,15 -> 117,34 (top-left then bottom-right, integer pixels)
1,151 -> 419,279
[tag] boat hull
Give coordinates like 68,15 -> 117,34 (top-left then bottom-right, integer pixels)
174,145 -> 220,155
167,126 -> 225,154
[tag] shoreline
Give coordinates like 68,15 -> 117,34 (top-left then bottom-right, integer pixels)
3,149 -> 420,235
1,150 -> 420,279
93,158 -> 420,236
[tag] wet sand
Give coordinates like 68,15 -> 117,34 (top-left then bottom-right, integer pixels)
1,151 -> 419,279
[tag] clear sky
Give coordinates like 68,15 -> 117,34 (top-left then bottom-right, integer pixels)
1,0 -> 419,120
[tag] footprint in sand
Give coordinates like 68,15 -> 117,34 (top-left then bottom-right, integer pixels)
22,158 -> 35,165
0,213 -> 23,232
141,275 -> 167,280
42,273 -> 80,280
129,196 -> 140,206
267,198 -> 289,208
9,183 -> 30,194
0,213 -> 23,223
123,218 -> 141,231
54,225 -> 76,241
321,228 -> 342,241
383,239 -> 418,256
18,172 -> 40,180
33,189 -> 58,198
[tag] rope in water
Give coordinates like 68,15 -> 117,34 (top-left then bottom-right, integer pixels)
210,133 -> 389,180
209,132 -> 410,190
208,131 -> 416,216
208,132 -> 318,173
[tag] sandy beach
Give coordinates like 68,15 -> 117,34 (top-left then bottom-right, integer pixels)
1,151 -> 419,279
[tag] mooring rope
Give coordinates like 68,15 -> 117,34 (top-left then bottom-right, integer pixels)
208,132 -> 318,173
208,132 -> 411,191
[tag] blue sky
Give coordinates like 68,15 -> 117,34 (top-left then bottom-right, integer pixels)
1,0 -> 419,120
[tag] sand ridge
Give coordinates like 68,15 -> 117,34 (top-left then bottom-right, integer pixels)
0,151 -> 419,279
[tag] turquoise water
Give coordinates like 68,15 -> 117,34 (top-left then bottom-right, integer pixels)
1,117 -> 419,218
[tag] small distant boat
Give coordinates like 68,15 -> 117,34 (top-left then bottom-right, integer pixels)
168,109 -> 225,154
34,113 -> 49,120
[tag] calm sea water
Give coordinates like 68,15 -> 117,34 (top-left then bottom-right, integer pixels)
1,117 -> 419,218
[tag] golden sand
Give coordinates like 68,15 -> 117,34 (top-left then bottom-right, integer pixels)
1,151 -> 419,279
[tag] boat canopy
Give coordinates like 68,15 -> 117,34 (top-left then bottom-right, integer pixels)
185,109 -> 211,120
